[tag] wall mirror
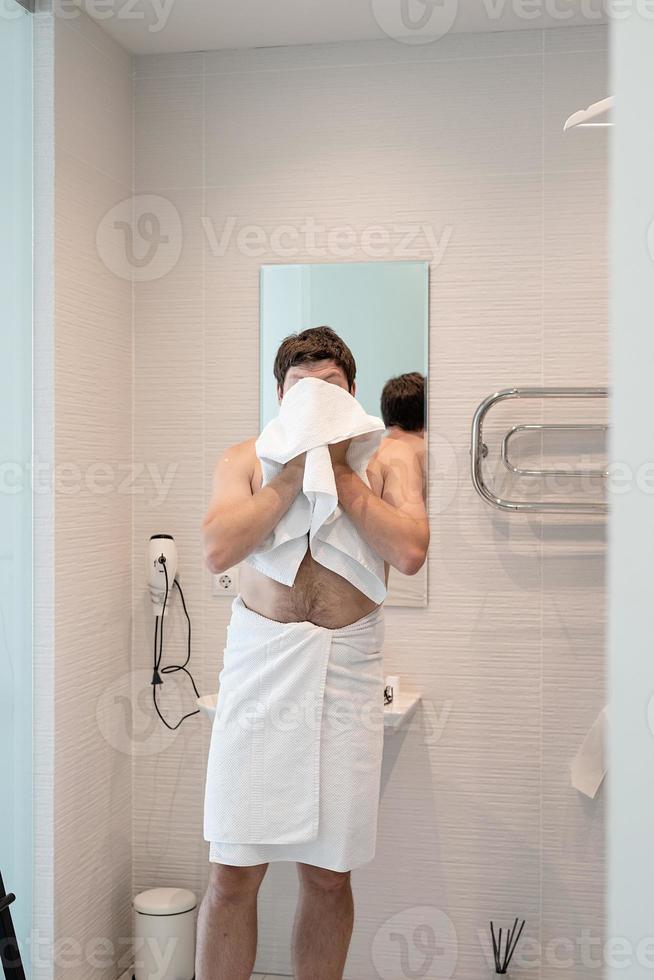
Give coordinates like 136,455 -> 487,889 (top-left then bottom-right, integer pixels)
260,260 -> 429,607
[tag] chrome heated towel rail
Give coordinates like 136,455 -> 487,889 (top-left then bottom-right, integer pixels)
470,387 -> 609,513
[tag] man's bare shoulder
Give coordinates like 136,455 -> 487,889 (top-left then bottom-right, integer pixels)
367,432 -> 426,501
213,437 -> 258,479
379,431 -> 424,459
372,433 -> 424,471
223,436 -> 257,460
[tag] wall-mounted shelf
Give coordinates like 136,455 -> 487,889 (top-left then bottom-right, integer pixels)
197,694 -> 218,721
197,692 -> 422,731
384,691 -> 421,731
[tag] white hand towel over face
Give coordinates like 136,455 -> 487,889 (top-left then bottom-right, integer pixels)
246,377 -> 387,603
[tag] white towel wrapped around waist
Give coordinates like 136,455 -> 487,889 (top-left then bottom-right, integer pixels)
203,595 -> 385,858
245,377 -> 387,603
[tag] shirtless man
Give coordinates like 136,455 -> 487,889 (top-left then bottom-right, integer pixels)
197,327 -> 429,980
380,371 -> 427,497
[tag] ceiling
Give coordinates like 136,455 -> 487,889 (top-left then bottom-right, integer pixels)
80,0 -> 608,55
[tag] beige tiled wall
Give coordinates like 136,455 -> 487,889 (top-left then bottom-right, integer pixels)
128,26 -> 608,980
53,10 -> 133,980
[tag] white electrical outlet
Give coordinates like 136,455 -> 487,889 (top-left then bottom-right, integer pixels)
212,565 -> 239,596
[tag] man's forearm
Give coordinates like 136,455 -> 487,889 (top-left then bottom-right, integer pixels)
203,464 -> 303,573
333,463 -> 428,575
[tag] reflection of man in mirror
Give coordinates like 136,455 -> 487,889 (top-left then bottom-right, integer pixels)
380,372 -> 426,499
198,327 -> 429,980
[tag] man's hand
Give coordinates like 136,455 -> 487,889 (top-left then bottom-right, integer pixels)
328,439 -> 352,468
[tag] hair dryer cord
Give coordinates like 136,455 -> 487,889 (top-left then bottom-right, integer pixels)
152,557 -> 200,730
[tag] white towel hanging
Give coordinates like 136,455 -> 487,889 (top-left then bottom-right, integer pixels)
570,705 -> 609,799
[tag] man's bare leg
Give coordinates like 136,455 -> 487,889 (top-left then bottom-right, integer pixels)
195,862 -> 268,980
292,863 -> 354,980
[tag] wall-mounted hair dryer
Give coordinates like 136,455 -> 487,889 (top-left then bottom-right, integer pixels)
148,534 -> 178,616
147,533 -> 200,730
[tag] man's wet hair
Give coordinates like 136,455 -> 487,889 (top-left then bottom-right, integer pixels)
380,372 -> 426,432
274,326 -> 356,391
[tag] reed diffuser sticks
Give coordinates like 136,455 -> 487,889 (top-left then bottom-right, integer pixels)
490,918 -> 525,974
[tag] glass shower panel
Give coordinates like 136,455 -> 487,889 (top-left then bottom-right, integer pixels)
0,1 -> 33,971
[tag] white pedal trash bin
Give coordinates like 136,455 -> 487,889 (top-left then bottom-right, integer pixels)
133,887 -> 197,980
